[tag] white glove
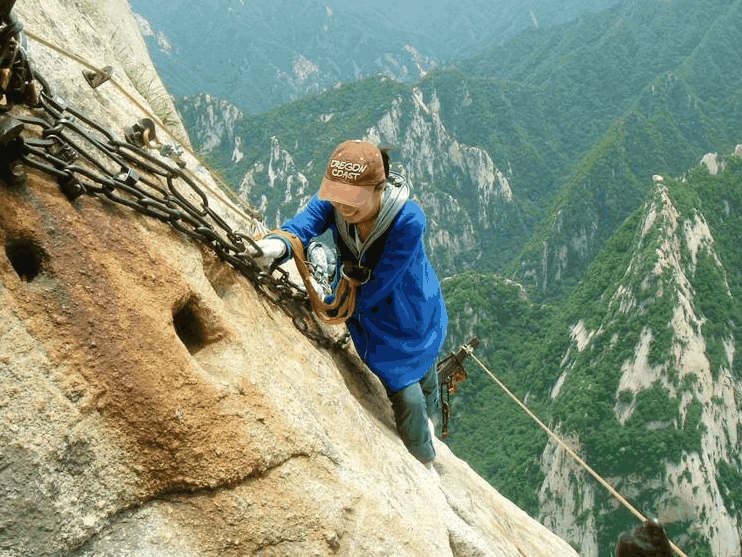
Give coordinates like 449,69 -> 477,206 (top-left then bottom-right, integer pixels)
250,237 -> 287,270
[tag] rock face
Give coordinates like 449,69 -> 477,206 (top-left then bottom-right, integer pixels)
539,177 -> 742,556
0,1 -> 580,556
3,167 -> 574,556
16,0 -> 188,147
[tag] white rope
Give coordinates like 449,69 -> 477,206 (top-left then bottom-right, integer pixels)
24,31 -> 263,228
469,353 -> 689,557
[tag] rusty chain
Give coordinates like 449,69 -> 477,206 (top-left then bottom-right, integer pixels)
0,18 -> 348,351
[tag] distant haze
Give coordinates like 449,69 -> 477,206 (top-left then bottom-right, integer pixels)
129,0 -> 617,113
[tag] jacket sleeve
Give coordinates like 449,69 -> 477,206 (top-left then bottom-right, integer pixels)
265,195 -> 334,260
355,203 -> 425,311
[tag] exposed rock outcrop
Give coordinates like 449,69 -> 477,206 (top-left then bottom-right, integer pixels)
540,179 -> 741,556
3,167 -> 579,556
180,84 -> 514,277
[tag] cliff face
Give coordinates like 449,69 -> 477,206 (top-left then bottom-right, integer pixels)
1,1 -> 580,556
16,0 -> 188,147
540,170 -> 742,556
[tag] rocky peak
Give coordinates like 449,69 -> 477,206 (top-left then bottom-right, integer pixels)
211,83 -> 514,275
540,162 -> 742,556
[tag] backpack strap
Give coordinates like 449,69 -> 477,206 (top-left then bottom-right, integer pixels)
271,173 -> 411,324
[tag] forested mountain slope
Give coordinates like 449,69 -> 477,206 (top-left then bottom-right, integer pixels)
546,151 -> 742,557
444,150 -> 742,557
130,0 -> 616,114
178,0 -> 742,299
435,0 -> 742,299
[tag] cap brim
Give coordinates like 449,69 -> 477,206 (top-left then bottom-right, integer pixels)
318,177 -> 375,208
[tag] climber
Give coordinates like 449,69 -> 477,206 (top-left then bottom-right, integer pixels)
615,519 -> 673,557
252,140 -> 448,466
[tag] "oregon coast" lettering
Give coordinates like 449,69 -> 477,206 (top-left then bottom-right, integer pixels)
329,159 -> 367,181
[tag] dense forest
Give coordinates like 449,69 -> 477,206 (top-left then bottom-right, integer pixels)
435,0 -> 742,299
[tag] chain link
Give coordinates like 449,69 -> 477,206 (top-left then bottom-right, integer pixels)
1,25 -> 348,351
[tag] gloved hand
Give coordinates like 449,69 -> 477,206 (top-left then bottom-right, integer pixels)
250,237 -> 287,270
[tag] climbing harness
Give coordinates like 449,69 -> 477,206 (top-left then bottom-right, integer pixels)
265,172 -> 410,325
469,353 -> 689,557
265,229 -> 363,325
0,14 -> 348,351
436,337 -> 479,439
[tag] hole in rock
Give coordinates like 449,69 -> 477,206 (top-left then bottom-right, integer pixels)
5,237 -> 46,282
173,298 -> 206,354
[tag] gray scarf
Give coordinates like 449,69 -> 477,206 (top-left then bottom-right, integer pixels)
335,171 -> 410,261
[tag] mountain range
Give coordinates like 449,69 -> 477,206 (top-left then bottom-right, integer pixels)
129,0 -> 617,114
133,0 -> 742,555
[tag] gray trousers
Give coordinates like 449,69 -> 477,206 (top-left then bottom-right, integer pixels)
386,365 -> 440,464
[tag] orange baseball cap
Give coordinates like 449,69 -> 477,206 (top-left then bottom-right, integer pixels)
318,140 -> 386,208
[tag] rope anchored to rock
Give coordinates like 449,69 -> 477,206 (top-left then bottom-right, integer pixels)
468,353 -> 689,557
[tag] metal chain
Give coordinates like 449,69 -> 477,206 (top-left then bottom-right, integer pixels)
1,24 -> 348,351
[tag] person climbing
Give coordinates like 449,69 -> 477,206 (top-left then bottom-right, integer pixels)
252,139 -> 448,466
615,519 -> 673,557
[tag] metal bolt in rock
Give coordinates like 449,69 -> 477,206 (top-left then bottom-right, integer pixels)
82,65 -> 113,89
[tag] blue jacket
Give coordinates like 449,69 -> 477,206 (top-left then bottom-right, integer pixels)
278,195 -> 447,392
